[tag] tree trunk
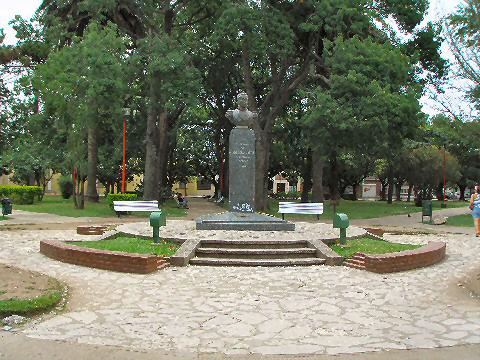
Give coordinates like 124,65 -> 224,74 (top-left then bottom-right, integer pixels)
351,183 -> 358,201
395,180 -> 402,201
407,183 -> 413,202
254,127 -> 272,211
311,148 -> 325,202
78,179 -> 85,209
435,183 -> 443,201
379,180 -> 387,201
329,152 -> 340,200
143,79 -> 159,200
74,174 -> 85,209
86,127 -> 99,202
459,185 -> 466,201
387,169 -> 394,204
157,109 -> 169,200
223,155 -> 229,199
300,149 -> 312,203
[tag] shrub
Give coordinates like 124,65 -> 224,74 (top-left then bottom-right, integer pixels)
106,193 -> 138,209
0,186 -> 43,205
58,176 -> 73,199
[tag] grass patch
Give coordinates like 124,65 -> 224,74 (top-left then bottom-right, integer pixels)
14,195 -> 187,218
265,199 -> 466,220
0,216 -> 8,221
0,291 -> 62,317
331,237 -> 421,259
70,236 -> 180,257
446,214 -> 474,227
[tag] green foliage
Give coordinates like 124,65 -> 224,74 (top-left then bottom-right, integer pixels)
408,145 -> 460,200
0,290 -> 62,317
58,175 -> 73,199
446,214 -> 474,227
35,22 -> 128,175
106,193 -> 138,209
70,237 -> 180,257
271,191 -> 301,200
0,186 -> 42,204
14,195 -> 187,218
330,237 -> 421,259
448,0 -> 480,110
265,198 -> 465,220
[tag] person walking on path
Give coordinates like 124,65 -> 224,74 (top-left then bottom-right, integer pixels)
469,184 -> 480,236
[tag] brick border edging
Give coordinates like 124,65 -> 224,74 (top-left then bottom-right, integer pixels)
344,241 -> 446,273
40,240 -> 168,274
77,225 -> 112,236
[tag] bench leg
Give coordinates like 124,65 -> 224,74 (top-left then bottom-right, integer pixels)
317,214 -> 320,221
282,214 -> 285,220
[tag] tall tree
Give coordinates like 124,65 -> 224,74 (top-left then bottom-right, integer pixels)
35,23 -> 127,207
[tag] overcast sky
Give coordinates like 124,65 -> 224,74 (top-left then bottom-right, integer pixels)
0,0 -> 467,116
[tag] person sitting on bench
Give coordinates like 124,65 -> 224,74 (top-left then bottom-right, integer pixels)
176,193 -> 189,208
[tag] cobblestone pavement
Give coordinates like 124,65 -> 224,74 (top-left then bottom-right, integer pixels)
0,224 -> 479,356
117,220 -> 367,241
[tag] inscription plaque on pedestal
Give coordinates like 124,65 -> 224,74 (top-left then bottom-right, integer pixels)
229,127 -> 255,213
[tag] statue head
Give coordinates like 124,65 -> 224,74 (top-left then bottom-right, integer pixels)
237,92 -> 248,110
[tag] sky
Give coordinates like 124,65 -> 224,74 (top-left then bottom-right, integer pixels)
0,0 -> 469,116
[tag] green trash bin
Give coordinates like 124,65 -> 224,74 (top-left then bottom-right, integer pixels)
1,198 -> 13,216
422,200 -> 432,224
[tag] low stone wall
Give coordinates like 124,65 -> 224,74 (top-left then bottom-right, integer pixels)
344,241 -> 446,273
40,240 -> 168,274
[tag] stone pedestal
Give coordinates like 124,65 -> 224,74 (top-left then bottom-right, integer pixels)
229,127 -> 255,213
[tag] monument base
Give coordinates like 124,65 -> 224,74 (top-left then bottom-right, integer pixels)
196,212 -> 295,231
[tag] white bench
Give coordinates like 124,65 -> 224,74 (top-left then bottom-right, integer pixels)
278,202 -> 324,220
113,200 -> 159,217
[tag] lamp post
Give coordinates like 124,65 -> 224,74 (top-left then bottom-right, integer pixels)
121,108 -> 130,193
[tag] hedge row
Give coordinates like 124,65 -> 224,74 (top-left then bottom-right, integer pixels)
0,186 -> 43,205
106,193 -> 138,209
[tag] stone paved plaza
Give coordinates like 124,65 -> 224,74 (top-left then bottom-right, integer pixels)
1,221 -> 480,356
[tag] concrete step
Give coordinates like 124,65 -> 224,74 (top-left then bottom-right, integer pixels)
344,262 -> 366,270
195,247 -> 317,259
189,257 -> 326,267
200,239 -> 308,249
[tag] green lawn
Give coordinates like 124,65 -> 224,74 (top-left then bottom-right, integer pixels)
446,214 -> 474,227
14,195 -> 187,218
265,199 -> 466,220
331,237 -> 421,258
0,216 -> 8,221
70,236 -> 180,257
0,291 -> 62,317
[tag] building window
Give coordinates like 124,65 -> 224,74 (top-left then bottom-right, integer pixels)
178,181 -> 187,189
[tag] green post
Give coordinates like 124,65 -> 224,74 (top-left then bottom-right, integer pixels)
333,213 -> 349,245
150,211 -> 166,244
340,228 -> 347,245
152,227 -> 160,244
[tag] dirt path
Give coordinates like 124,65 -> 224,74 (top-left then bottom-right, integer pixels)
182,197 -> 225,220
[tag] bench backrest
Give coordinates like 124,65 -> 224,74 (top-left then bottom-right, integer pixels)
278,202 -> 324,214
113,200 -> 159,212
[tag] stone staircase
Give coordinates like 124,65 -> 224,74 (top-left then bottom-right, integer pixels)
189,239 -> 326,266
